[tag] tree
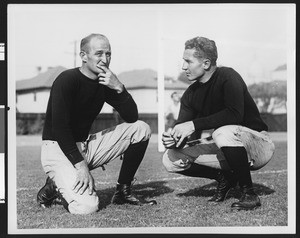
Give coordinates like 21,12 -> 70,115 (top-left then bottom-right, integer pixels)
178,71 -> 287,113
248,80 -> 287,113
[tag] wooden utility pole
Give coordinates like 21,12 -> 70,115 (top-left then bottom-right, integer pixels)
73,40 -> 77,68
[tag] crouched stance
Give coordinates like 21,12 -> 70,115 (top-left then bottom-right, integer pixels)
40,121 -> 150,214
37,33 -> 152,214
162,36 -> 275,211
163,125 -> 274,210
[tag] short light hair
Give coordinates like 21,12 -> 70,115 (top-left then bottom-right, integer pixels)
80,33 -> 109,53
185,37 -> 218,65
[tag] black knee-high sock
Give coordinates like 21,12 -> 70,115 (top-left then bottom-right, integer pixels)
117,140 -> 149,185
221,146 -> 252,187
177,163 -> 220,180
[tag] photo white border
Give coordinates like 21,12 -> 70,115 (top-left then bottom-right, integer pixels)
0,105 -> 5,203
7,3 -> 296,235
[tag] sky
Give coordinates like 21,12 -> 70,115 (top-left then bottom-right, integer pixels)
8,3 -> 295,85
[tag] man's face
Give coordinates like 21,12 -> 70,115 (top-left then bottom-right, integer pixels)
182,48 -> 205,81
172,93 -> 180,103
83,37 -> 111,75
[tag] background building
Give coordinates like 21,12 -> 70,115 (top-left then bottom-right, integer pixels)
16,66 -> 188,114
15,66 -> 189,134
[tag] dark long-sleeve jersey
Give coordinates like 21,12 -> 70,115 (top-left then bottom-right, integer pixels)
177,67 -> 268,133
42,68 -> 138,165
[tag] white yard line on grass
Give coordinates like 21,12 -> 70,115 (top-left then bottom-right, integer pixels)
253,169 -> 287,174
17,169 -> 287,192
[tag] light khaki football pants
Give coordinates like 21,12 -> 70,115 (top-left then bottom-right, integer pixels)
162,125 -> 275,172
41,120 -> 151,214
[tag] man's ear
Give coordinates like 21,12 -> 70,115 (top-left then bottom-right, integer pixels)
80,51 -> 88,63
203,59 -> 211,70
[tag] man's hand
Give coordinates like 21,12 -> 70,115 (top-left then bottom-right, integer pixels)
170,121 -> 195,148
97,65 -> 124,93
162,131 -> 176,149
73,160 -> 94,195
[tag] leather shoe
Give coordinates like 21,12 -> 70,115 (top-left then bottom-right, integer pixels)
231,186 -> 261,210
208,171 -> 237,202
111,183 -> 141,205
37,177 -> 59,208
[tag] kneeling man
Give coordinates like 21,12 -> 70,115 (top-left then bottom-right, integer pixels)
162,36 -> 275,211
37,34 -> 151,214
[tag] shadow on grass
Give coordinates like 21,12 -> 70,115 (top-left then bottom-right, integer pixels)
96,180 -> 174,210
176,181 -> 275,199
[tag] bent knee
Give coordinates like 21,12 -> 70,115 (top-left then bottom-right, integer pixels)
68,195 -> 99,215
162,150 -> 173,172
162,149 -> 190,173
132,120 -> 152,140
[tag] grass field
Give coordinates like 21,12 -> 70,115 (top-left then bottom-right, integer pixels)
15,133 -> 288,231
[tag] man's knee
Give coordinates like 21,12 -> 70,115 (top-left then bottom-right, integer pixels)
162,150 -> 173,172
130,120 -> 151,141
68,194 -> 99,215
162,149 -> 190,173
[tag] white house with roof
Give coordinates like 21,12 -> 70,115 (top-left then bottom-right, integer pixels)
118,69 -> 188,114
270,64 -> 287,81
16,66 -> 189,114
16,66 -> 67,113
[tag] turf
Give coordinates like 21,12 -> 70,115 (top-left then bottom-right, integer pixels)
16,136 -> 288,229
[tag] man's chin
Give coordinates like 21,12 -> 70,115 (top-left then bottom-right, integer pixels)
187,77 -> 197,82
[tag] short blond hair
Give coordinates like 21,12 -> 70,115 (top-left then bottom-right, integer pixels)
80,33 -> 109,53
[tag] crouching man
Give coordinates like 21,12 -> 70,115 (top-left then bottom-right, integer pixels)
162,36 -> 275,211
37,33 -> 151,214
